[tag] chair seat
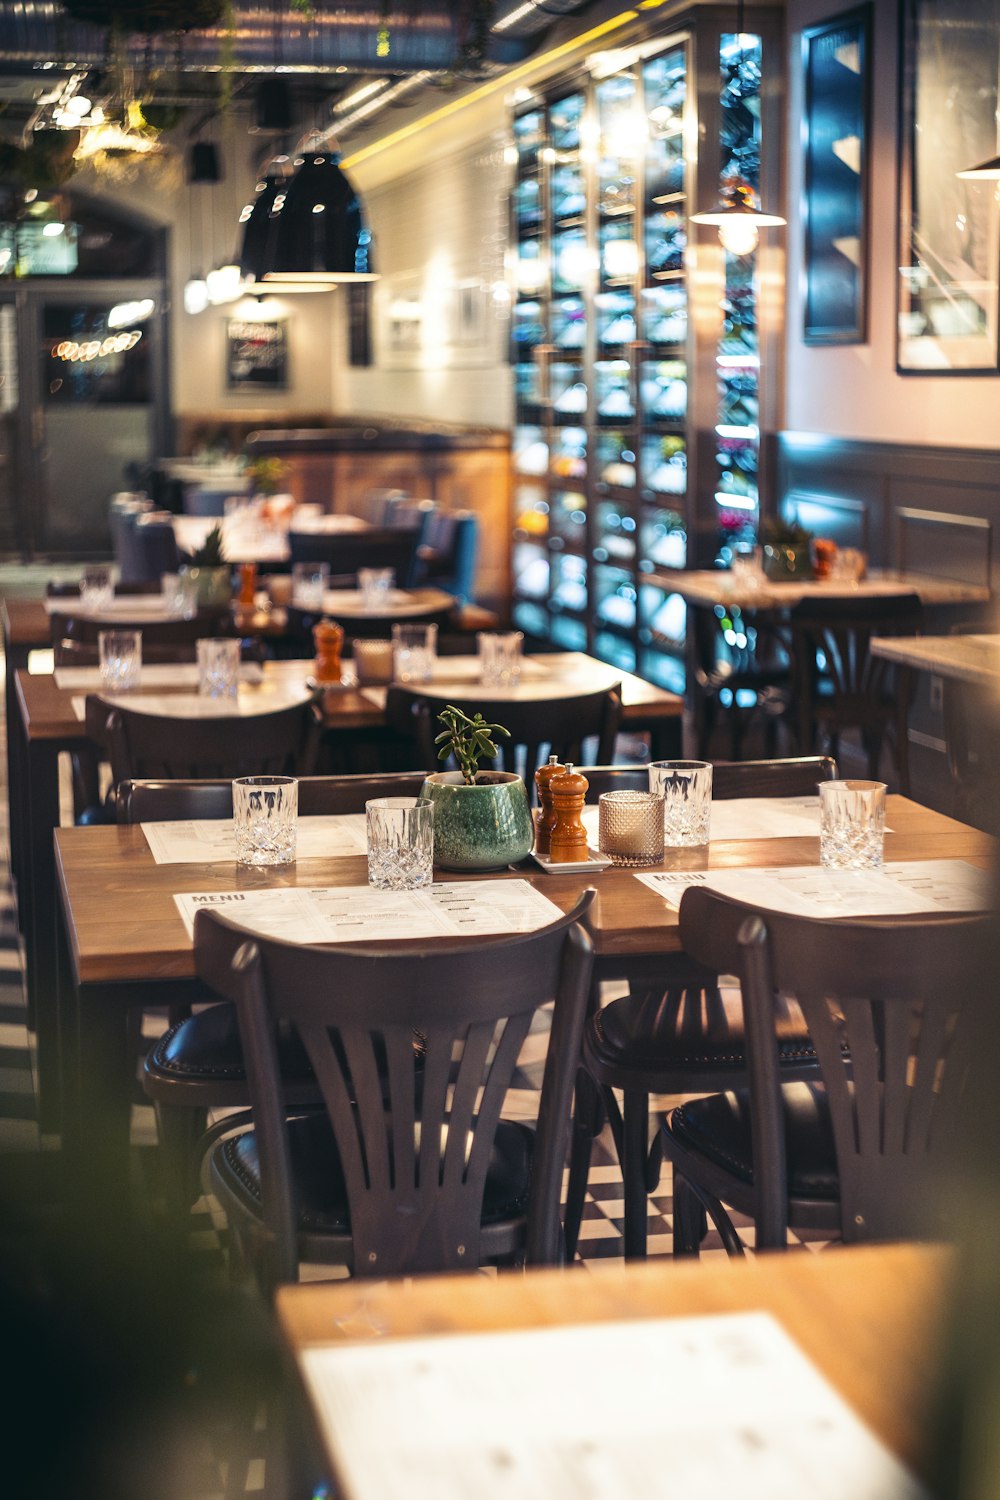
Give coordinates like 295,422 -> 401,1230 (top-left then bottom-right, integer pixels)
666,1082 -> 839,1199
216,1114 -> 535,1233
588,991 -> 817,1080
147,1002 -> 314,1084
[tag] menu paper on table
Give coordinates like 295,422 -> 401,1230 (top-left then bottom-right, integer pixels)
173,879 -> 564,944
55,663 -> 265,691
299,1311 -> 926,1500
636,860 -> 992,919
143,814 -> 369,865
581,796 -> 887,846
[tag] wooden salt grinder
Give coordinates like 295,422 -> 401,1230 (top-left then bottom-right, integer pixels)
534,754 -> 565,855
548,763 -> 589,864
312,618 -> 344,685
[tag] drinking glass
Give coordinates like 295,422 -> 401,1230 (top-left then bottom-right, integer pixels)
478,631 -> 524,687
80,564 -> 114,613
358,567 -> 395,609
233,775 -> 298,866
161,571 -> 198,619
819,779 -> 886,869
292,562 -> 330,611
392,623 -> 437,684
352,638 -> 394,684
647,759 -> 713,846
366,797 -> 434,890
598,791 -> 665,866
197,637 -> 241,699
98,629 -> 142,691
730,543 -> 763,589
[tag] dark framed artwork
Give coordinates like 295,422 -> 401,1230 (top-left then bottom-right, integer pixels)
225,318 -> 288,390
802,6 -> 871,344
897,0 -> 1000,373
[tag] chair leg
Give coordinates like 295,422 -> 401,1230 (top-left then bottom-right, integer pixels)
563,1068 -> 603,1262
622,1089 -> 650,1260
672,1173 -> 707,1256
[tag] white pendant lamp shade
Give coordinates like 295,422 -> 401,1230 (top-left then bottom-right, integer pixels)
690,185 -> 785,256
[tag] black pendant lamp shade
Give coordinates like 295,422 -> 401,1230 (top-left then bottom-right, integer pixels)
238,167 -> 287,281
265,152 -> 376,283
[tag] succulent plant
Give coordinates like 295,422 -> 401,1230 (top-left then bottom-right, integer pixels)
190,522 -> 226,567
435,705 -> 511,786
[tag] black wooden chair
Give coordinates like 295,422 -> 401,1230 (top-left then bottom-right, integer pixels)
196,890 -> 595,1290
661,888 -> 994,1254
90,696 -> 322,786
287,527 -> 421,586
564,754 -> 838,1260
132,772 -> 429,1213
386,685 -> 622,792
788,593 -> 923,793
690,601 -> 791,760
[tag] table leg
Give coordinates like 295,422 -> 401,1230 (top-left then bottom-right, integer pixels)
4,642 -> 30,925
67,980 -> 133,1231
25,739 -> 65,1129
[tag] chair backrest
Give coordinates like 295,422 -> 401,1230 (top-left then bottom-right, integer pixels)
194,890 -> 595,1282
679,886 -> 994,1247
355,489 -> 408,526
51,609 -> 233,667
287,527 -> 422,586
385,497 -> 436,533
387,685 -> 622,789
117,770 -> 430,823
90,696 -> 322,784
120,512 -> 180,585
576,756 -> 837,802
416,511 -> 478,602
789,592 -> 923,735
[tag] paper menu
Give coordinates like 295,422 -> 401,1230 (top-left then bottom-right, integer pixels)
143,813 -> 368,865
299,1311 -> 926,1500
581,796 -> 873,846
174,878 -> 564,945
636,860 -> 992,919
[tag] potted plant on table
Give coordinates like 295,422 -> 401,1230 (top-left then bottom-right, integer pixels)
180,522 -> 231,608
420,705 -> 534,872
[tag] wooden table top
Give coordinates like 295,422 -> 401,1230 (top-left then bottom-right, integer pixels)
871,633 -> 1000,688
650,568 -> 991,612
17,651 -> 681,744
54,797 -> 991,987
277,1241 -> 949,1478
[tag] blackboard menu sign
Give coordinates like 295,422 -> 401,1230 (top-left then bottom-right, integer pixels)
226,318 -> 288,389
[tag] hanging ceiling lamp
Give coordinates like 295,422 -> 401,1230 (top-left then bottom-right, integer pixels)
261,149 -> 377,285
689,3 -> 785,255
238,156 -> 292,281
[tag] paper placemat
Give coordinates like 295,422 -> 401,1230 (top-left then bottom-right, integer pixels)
56,662 -> 264,691
144,813 -> 367,864
581,797 -> 890,845
635,860 -> 991,920
300,1311 -> 925,1500
46,595 -> 180,622
174,878 -> 563,945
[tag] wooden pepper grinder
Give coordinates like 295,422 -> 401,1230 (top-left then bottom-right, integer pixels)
548,762 -> 589,864
312,618 -> 344,685
238,561 -> 257,608
534,755 -> 565,856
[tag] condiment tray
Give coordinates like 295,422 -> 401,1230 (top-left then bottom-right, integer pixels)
526,848 -> 614,875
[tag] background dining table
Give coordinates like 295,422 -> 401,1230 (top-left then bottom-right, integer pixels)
13,651 -> 682,1131
173,510 -> 370,567
53,796 -> 991,1224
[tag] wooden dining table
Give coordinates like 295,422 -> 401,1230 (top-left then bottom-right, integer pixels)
173,511 -> 369,567
277,1241 -> 950,1492
53,796 -> 991,1222
14,651 -> 681,1131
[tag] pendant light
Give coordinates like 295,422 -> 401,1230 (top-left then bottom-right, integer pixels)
238,156 -> 293,281
690,4 -> 785,255
262,148 -> 377,285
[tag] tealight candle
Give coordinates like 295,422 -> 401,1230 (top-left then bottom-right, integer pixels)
353,638 -> 394,684
598,791 -> 665,867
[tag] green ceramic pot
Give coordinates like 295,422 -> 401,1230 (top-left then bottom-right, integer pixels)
421,771 -> 534,872
762,543 -> 810,582
180,564 -> 231,609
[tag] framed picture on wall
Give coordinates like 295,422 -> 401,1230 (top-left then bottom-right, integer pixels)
897,0 -> 1000,373
801,6 -> 871,345
226,318 -> 288,390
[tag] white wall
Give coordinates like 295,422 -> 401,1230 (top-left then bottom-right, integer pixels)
785,0 -> 1000,448
332,123 -> 513,428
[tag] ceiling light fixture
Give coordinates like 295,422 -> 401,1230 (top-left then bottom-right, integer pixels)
689,3 -> 785,255
259,148 -> 377,285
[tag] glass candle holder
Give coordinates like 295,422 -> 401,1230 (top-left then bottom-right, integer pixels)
233,775 -> 298,866
353,638 -> 394,684
598,790 -> 665,867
